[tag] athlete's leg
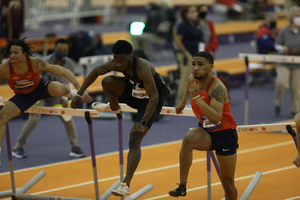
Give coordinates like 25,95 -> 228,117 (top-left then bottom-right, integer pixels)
216,153 -> 237,200
58,116 -> 79,147
47,81 -> 71,97
179,127 -> 212,185
15,113 -> 41,148
0,101 -> 21,147
102,75 -> 126,110
15,100 -> 45,148
123,124 -> 149,187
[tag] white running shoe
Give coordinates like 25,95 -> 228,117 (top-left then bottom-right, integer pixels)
111,182 -> 131,196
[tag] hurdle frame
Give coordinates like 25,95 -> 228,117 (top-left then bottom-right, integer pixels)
1,100 -> 298,199
0,102 -> 156,200
238,53 -> 300,125
206,150 -> 262,200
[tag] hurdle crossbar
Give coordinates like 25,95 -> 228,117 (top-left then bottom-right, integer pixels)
18,103 -> 194,117
238,53 -> 300,125
238,53 -> 300,64
236,122 -> 296,132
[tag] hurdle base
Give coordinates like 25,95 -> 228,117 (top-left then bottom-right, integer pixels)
125,184 -> 153,200
0,170 -> 46,198
12,194 -> 95,200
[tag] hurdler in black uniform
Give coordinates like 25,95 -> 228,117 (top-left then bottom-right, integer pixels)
121,55 -> 170,128
71,40 -> 170,196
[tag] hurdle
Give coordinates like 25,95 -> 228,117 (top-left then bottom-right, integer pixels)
238,53 -> 300,125
0,102 -> 157,199
206,149 -> 262,200
1,101 -> 297,199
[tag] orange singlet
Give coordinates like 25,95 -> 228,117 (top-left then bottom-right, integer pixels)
191,76 -> 237,132
7,57 -> 41,94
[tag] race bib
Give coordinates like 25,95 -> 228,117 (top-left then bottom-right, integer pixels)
14,79 -> 34,90
201,116 -> 222,131
130,80 -> 149,99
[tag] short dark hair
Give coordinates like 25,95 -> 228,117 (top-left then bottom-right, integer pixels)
194,51 -> 214,64
55,38 -> 69,47
112,40 -> 133,55
0,38 -> 34,57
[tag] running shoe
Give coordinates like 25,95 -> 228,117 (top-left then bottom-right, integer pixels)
12,147 -> 26,158
111,182 -> 131,196
69,146 -> 86,158
169,184 -> 187,197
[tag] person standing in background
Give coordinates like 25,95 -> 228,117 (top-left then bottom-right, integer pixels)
7,0 -> 24,39
174,5 -> 203,105
255,12 -> 278,54
274,6 -> 300,117
12,38 -> 86,159
0,0 -> 12,63
108,0 -> 127,25
197,4 -> 218,58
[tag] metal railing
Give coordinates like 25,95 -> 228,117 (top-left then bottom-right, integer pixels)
25,0 -> 111,29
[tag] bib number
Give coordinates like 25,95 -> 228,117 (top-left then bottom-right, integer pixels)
201,116 -> 222,131
130,80 -> 149,99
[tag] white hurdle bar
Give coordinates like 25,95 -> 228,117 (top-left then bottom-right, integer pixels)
238,53 -> 300,125
1,99 -> 296,199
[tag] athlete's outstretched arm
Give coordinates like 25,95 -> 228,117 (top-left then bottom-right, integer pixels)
76,63 -> 111,96
33,58 -> 81,89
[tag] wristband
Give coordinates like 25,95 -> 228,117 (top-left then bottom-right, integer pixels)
75,93 -> 82,98
139,119 -> 147,126
192,95 -> 200,100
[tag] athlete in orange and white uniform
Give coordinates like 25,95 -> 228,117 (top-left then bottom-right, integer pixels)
169,51 -> 238,200
0,38 -> 92,165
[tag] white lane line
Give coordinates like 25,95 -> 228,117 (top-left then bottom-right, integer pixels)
144,165 -> 296,200
0,140 -> 183,176
1,140 -> 294,197
285,196 -> 300,200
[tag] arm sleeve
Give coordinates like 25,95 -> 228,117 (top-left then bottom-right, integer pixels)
177,23 -> 186,36
261,34 -> 276,52
207,20 -> 219,52
275,29 -> 284,46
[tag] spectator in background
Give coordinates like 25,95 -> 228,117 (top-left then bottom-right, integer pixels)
255,12 -> 278,54
160,0 -> 176,41
213,0 -> 243,21
12,38 -> 86,159
130,2 -> 167,57
2,0 -> 24,39
197,4 -> 218,58
274,6 -> 300,117
108,0 -> 127,25
0,0 -> 12,63
174,5 -> 203,105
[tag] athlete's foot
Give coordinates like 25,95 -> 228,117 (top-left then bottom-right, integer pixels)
169,184 -> 187,197
111,182 -> 131,196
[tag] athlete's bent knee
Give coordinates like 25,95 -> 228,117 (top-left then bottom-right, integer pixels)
182,132 -> 197,148
61,83 -> 71,95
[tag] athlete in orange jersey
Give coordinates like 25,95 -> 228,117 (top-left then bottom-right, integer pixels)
0,38 -> 92,165
169,51 -> 238,200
